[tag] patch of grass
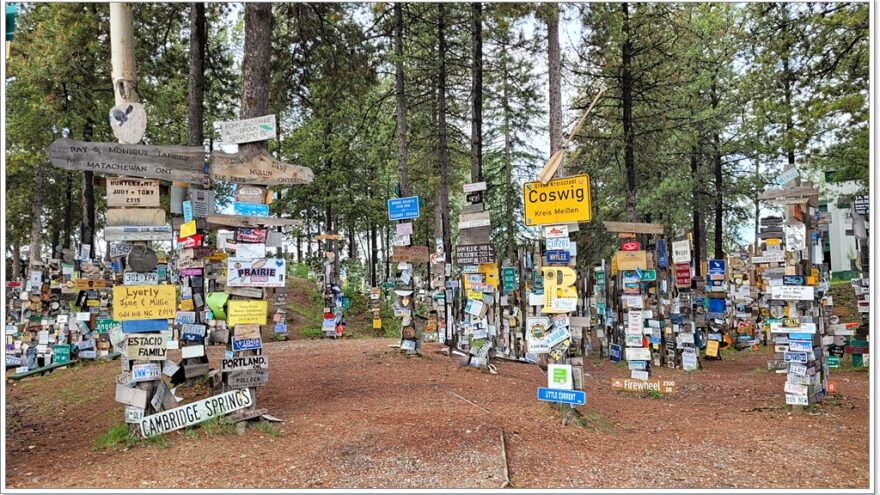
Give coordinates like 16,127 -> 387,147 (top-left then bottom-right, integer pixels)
300,326 -> 323,339
288,262 -> 312,279
200,416 -> 235,436
571,411 -> 614,433
143,434 -> 167,448
184,428 -> 199,438
270,332 -> 287,342
93,423 -> 139,450
643,389 -> 666,400
252,421 -> 281,437
832,361 -> 870,373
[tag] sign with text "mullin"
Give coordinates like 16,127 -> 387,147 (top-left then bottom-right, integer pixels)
523,174 -> 592,226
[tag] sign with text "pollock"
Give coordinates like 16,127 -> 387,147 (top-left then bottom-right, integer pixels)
139,388 -> 253,437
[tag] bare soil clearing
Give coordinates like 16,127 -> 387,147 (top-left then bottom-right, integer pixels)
5,338 -> 869,489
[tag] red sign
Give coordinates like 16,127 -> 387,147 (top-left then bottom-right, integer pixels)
674,263 -> 691,287
6,281 -> 21,288
235,227 -> 268,243
177,234 -> 202,249
845,345 -> 869,354
621,241 -> 640,252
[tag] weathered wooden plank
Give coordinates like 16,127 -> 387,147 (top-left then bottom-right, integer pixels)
47,139 -> 205,183
104,225 -> 173,241
210,150 -> 314,185
106,208 -> 166,227
602,221 -> 664,235
106,178 -> 160,207
206,214 -> 303,229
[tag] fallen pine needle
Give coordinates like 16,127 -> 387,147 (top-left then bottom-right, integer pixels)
449,391 -> 490,414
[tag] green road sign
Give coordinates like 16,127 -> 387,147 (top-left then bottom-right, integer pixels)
502,267 -> 517,291
52,345 -> 70,365
827,356 -> 840,368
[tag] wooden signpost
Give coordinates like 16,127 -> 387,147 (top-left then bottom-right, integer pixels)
210,150 -> 314,185
47,139 -> 205,183
106,178 -> 160,207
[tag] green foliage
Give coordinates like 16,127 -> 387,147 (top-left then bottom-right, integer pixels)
288,262 -> 312,279
93,423 -> 141,450
199,416 -> 235,435
252,421 -> 281,437
299,326 -> 323,339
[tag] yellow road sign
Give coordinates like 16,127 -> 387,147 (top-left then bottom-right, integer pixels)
523,174 -> 591,226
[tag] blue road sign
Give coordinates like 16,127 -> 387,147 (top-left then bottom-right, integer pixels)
610,343 -> 621,362
537,387 -> 586,406
387,196 -> 420,221
783,275 -> 805,286
788,332 -> 813,341
708,259 -> 726,277
183,200 -> 193,223
232,202 -> 270,217
545,250 -> 571,264
657,239 -> 667,268
121,319 -> 168,333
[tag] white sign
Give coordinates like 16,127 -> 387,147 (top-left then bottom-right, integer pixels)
123,270 -> 158,286
622,295 -> 643,309
625,347 -> 651,361
546,238 -> 570,250
219,114 -> 277,144
543,225 -> 569,238
752,252 -> 786,264
226,258 -> 286,288
626,311 -> 643,334
775,167 -> 800,186
770,285 -> 814,301
463,181 -> 487,193
233,243 -> 266,259
109,242 -> 134,258
547,364 -> 573,390
783,222 -> 806,252
181,345 -> 205,359
672,240 -> 691,263
392,235 -> 411,247
131,363 -> 161,382
631,370 -> 649,381
526,317 -> 551,354
109,102 -> 147,144
139,389 -> 253,437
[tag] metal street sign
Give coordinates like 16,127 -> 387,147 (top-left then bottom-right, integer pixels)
47,139 -> 205,183
387,196 -> 420,221
139,389 -> 253,437
536,387 -> 585,406
523,174 -> 592,226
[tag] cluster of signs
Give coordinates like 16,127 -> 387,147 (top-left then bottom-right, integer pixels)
42,111 -> 308,431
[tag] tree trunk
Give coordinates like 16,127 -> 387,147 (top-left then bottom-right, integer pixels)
621,3 -> 636,222
348,222 -> 356,259
470,2 -> 483,183
12,237 -> 21,281
436,3 -> 451,259
239,3 -> 273,158
753,154 -> 760,255
370,222 -> 378,287
547,4 -> 562,161
691,144 -> 702,277
393,3 -> 409,197
187,2 -> 206,148
62,173 -> 74,249
501,53 -> 515,261
711,78 -> 723,259
82,170 -> 95,260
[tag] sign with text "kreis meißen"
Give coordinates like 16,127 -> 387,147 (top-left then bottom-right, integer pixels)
523,174 -> 591,226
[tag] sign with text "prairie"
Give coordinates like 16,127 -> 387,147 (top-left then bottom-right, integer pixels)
219,114 -> 276,144
226,258 -> 286,287
139,389 -> 253,437
112,285 -> 176,321
48,139 -> 205,183
106,178 -> 160,207
523,174 -> 591,226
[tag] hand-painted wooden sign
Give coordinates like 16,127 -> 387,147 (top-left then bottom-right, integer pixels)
125,334 -> 168,360
226,368 -> 269,389
104,225 -> 172,242
523,174 -> 591,226
459,210 -> 491,229
221,354 -> 268,372
112,285 -> 176,321
227,300 -> 268,327
207,214 -> 301,229
106,178 -> 159,207
226,258 -> 286,287
109,102 -> 147,144
219,114 -> 276,144
610,377 -> 676,394
455,244 -> 494,264
391,246 -> 431,263
210,150 -> 313,185
616,250 -> 647,271
47,139 -> 205,183
73,278 -> 106,290
139,388 -> 253,437
236,184 -> 267,204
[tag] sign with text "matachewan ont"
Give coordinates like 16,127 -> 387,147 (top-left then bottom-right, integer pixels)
523,174 -> 591,226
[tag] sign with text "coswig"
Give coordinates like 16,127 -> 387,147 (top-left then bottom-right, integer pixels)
387,196 -> 420,221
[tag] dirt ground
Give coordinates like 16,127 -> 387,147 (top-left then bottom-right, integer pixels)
3,338 -> 871,490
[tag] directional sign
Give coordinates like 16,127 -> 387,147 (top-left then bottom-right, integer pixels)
523,174 -> 591,226
387,196 -> 420,221
210,150 -> 313,185
139,389 -> 253,437
537,387 -> 585,406
708,259 -> 725,277
48,139 -> 205,183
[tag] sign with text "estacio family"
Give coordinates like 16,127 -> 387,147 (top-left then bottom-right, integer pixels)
523,174 -> 591,226
139,389 -> 253,437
